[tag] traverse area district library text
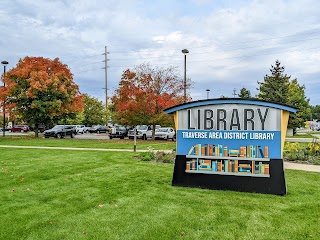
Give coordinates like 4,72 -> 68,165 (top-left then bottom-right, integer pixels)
182,131 -> 275,140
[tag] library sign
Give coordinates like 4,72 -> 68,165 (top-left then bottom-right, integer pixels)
165,98 -> 296,195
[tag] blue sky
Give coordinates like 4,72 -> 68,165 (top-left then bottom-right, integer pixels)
1,0 -> 320,106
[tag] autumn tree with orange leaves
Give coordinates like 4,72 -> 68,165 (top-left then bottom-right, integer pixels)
111,63 -> 191,139
0,56 -> 83,137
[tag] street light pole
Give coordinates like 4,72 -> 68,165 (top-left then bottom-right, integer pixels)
181,49 -> 189,103
1,61 -> 8,137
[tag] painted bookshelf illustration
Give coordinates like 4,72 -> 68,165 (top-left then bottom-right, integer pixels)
185,144 -> 270,177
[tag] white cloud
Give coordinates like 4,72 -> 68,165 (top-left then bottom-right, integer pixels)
1,0 -> 320,105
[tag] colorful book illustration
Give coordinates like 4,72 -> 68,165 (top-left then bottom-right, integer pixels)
186,143 -> 270,176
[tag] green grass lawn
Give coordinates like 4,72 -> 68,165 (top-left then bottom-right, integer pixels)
0,136 -> 176,151
1,148 -> 320,240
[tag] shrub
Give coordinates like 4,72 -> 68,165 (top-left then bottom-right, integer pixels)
140,151 -> 155,161
135,150 -> 175,164
284,142 -> 301,160
154,151 -> 175,164
308,141 -> 320,156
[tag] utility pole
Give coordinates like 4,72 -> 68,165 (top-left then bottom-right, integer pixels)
103,46 -> 110,110
232,88 -> 237,98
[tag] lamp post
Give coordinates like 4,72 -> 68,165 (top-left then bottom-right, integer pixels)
206,89 -> 210,99
181,49 -> 189,103
1,61 -> 8,137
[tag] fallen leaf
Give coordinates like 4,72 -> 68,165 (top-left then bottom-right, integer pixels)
21,178 -> 25,182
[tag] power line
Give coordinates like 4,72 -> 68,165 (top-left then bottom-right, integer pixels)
61,27 -> 320,69
69,60 -> 104,68
108,28 -> 320,55
107,36 -> 320,61
63,53 -> 103,64
74,67 -> 103,74
187,45 -> 320,64
72,44 -> 320,75
103,45 -> 320,70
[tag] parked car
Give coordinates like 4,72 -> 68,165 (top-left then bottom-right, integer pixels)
75,125 -> 85,134
29,125 -> 47,133
8,125 -> 29,133
83,126 -> 91,133
88,125 -> 109,134
154,127 -> 176,141
109,126 -> 128,139
128,125 -> 160,140
43,125 -> 76,138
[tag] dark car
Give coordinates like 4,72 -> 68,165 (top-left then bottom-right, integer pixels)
8,125 -> 30,133
29,125 -> 47,133
109,126 -> 128,139
43,125 -> 76,138
88,125 -> 109,134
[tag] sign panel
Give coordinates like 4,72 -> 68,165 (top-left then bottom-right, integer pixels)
165,98 -> 297,195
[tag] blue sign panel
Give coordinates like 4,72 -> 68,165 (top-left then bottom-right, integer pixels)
177,130 -> 281,159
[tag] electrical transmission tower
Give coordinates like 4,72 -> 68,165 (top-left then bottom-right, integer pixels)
232,88 -> 237,98
102,46 -> 110,110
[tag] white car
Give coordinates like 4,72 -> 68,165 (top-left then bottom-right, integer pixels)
75,125 -> 85,134
83,126 -> 91,133
127,125 -> 160,140
155,127 -> 175,141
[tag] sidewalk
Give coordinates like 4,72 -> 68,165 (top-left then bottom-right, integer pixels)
284,162 -> 320,173
0,145 -> 148,152
1,145 -> 320,173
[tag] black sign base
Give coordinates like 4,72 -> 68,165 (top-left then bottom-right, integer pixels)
172,155 -> 287,195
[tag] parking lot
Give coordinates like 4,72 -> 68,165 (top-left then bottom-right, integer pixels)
75,132 -> 110,140
1,131 -> 111,140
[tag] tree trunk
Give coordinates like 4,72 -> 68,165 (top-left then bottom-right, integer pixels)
35,123 -> 39,138
152,123 -> 156,140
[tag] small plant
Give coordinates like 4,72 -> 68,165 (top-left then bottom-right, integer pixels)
140,152 -> 154,161
308,141 -> 320,156
284,142 -> 301,160
162,153 -> 175,163
283,141 -> 320,163
135,150 -> 175,163
154,151 -> 175,163
137,146 -> 156,161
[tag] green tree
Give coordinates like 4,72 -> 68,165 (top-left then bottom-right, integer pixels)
257,60 -> 290,103
257,60 -> 311,131
0,116 -> 9,129
56,111 -> 84,125
0,56 -> 83,137
82,94 -> 107,126
287,79 -> 311,131
310,105 -> 320,120
238,87 -> 252,98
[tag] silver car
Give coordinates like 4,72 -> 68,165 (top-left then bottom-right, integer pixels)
154,127 -> 175,141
